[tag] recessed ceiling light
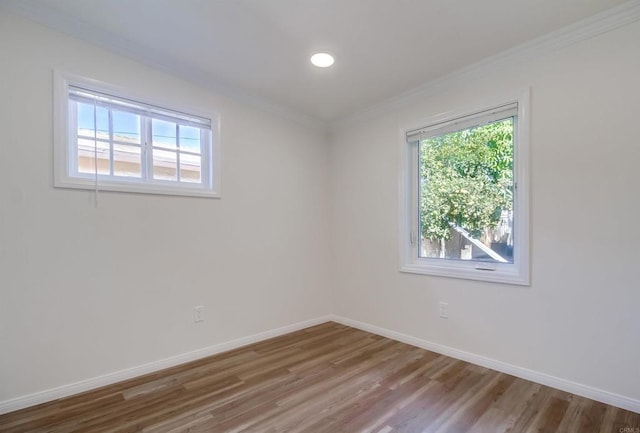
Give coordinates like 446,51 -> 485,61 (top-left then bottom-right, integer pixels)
310,52 -> 334,68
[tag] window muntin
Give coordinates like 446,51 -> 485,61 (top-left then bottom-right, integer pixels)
401,98 -> 529,285
54,73 -> 220,198
75,101 -> 143,178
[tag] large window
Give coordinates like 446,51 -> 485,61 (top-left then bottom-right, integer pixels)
401,96 -> 529,285
54,72 -> 221,198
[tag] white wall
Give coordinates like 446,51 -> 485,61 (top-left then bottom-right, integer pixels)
329,20 -> 640,402
0,11 -> 331,402
2,5 -> 639,412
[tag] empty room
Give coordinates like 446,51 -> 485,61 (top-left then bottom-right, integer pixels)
0,0 -> 639,432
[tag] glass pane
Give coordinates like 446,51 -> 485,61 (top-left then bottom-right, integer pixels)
77,103 -> 109,140
152,119 -> 177,150
418,117 -> 514,263
179,125 -> 201,153
77,138 -> 110,175
112,111 -> 140,144
113,144 -> 141,178
77,102 -> 94,132
153,149 -> 177,181
180,153 -> 201,183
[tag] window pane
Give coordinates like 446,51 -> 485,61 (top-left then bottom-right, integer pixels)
77,103 -> 109,140
77,102 -> 94,132
153,149 -> 177,181
152,119 -> 177,150
418,118 -> 514,263
179,125 -> 201,153
112,111 -> 140,144
180,153 -> 201,183
77,139 -> 110,175
113,144 -> 141,178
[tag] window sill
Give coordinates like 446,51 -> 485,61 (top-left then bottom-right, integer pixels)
54,176 -> 221,199
400,262 -> 529,286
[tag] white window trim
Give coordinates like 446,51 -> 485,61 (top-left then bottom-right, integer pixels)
53,70 -> 222,199
399,90 -> 530,286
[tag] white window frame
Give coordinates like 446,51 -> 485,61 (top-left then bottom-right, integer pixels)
399,91 -> 530,285
53,71 -> 221,198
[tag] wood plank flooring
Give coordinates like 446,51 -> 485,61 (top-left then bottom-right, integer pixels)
0,322 -> 638,432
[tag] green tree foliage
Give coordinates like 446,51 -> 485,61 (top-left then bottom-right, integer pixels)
420,118 -> 513,241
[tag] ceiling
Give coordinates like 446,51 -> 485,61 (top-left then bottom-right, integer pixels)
0,0 -> 631,124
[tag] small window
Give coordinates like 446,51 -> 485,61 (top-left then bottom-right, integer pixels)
53,72 -> 221,198
401,95 -> 530,285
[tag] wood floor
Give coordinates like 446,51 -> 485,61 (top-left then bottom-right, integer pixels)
1,322 -> 638,433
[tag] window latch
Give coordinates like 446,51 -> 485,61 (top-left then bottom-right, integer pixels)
410,230 -> 416,246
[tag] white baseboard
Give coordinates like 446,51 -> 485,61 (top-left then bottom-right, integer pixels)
329,314 -> 640,414
0,315 -> 332,415
3,314 -> 638,415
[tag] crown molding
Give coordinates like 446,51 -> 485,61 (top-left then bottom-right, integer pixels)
330,0 -> 640,132
0,0 -> 327,132
2,0 -> 639,134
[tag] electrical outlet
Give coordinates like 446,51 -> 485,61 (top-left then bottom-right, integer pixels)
439,302 -> 449,319
194,305 -> 205,323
